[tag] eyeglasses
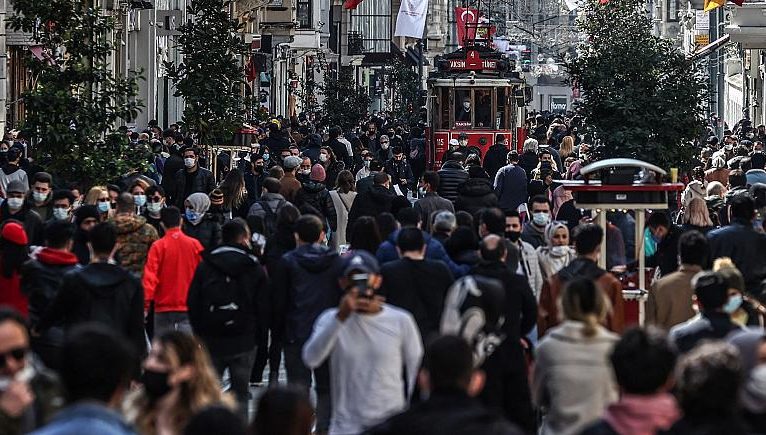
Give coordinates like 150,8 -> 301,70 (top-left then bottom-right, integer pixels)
0,347 -> 26,369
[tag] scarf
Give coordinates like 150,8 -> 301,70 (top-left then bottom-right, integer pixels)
552,185 -> 573,218
603,393 -> 680,435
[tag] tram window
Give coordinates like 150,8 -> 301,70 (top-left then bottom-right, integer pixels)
497,88 -> 507,130
455,89 -> 471,127
474,89 -> 492,129
439,88 -> 450,129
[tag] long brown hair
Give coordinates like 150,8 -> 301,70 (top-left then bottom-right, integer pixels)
126,332 -> 234,435
560,278 -> 609,337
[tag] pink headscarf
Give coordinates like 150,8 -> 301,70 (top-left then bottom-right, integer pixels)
552,185 -> 573,218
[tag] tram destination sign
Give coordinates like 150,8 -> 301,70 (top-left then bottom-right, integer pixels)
447,50 -> 498,71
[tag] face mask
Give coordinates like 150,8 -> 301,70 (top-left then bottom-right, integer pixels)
184,157 -> 196,168
32,191 -> 48,203
381,143 -> 389,150
134,195 -> 146,207
6,197 -> 23,210
141,368 -> 172,401
52,208 -> 69,220
319,154 -> 329,163
550,246 -> 569,256
185,209 -> 200,223
723,294 -> 743,314
262,153 -> 270,161
364,159 -> 371,168
300,169 -> 311,176
98,201 -> 110,213
505,230 -> 521,242
463,102 -> 471,110
418,187 -> 427,197
532,212 -> 550,227
146,202 -> 162,213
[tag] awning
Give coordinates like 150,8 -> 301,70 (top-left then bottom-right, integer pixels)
689,34 -> 731,61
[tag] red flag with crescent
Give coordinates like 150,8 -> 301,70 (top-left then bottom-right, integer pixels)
455,7 -> 478,47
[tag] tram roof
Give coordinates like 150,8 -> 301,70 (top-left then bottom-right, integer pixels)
429,46 -> 523,81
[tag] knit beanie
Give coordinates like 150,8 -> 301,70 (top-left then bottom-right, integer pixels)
1,222 -> 28,245
310,163 -> 326,182
209,189 -> 224,206
74,205 -> 100,226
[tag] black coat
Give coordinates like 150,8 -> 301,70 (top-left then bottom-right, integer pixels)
0,202 -> 44,246
365,391 -> 524,435
455,178 -> 498,217
172,167 -> 216,208
437,161 -> 470,203
708,219 -> 766,296
37,262 -> 145,358
670,312 -> 741,354
183,213 -> 222,250
518,152 -> 538,180
161,154 -> 184,203
326,138 -> 352,167
379,257 -> 454,341
483,144 -> 508,180
187,245 -> 268,357
294,181 -> 330,218
346,185 -> 395,240
647,225 -> 682,278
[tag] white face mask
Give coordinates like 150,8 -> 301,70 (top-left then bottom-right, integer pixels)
146,202 -> 163,213
381,143 -> 389,150
184,157 -> 196,168
463,102 -> 471,110
52,207 -> 70,220
32,191 -> 48,203
532,212 -> 550,227
6,197 -> 23,210
550,245 -> 569,256
319,154 -> 328,162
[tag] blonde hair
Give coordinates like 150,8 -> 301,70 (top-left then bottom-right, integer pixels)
84,186 -> 108,206
559,135 -> 574,159
126,332 -> 234,435
561,278 -> 609,337
713,257 -> 745,293
684,197 -> 713,227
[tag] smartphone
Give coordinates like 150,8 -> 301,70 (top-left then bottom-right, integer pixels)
351,273 -> 371,298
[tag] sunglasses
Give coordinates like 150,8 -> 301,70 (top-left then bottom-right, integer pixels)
0,347 -> 26,368
98,198 -> 110,203
149,196 -> 163,203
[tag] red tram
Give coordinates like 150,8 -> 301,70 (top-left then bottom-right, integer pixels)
426,45 -> 528,170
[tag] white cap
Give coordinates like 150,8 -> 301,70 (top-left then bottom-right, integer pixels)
449,138 -> 459,146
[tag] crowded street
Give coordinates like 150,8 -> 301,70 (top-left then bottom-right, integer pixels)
1,0 -> 766,434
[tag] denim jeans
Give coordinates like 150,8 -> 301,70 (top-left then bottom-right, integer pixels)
284,340 -> 331,432
211,349 -> 257,420
153,312 -> 192,336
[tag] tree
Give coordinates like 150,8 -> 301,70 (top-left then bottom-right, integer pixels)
385,57 -> 419,125
566,0 -> 706,169
320,67 -> 371,131
166,0 -> 250,145
9,0 -> 147,185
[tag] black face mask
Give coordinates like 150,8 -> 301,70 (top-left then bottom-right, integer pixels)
141,368 -> 172,401
505,230 -> 521,242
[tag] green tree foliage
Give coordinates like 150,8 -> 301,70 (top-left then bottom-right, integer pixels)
385,57 -> 419,125
166,0 -> 250,145
567,0 -> 706,169
321,67 -> 371,131
9,0 -> 147,185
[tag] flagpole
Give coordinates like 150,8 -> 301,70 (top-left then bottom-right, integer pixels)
417,38 -> 424,98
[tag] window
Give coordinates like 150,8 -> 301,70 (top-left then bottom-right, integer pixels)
349,0 -> 391,53
453,88 -> 494,129
297,0 -> 311,28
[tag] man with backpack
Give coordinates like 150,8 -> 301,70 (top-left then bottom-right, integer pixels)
248,177 -> 291,239
187,218 -> 268,418
142,206 -> 204,335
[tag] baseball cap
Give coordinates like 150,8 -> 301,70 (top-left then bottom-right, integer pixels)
343,250 -> 380,276
449,138 -> 459,147
6,179 -> 28,194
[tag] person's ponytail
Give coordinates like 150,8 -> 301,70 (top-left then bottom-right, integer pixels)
561,278 -> 607,338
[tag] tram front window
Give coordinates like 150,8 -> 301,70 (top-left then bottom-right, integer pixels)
453,88 -> 492,129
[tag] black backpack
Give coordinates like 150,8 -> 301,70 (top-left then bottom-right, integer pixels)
256,199 -> 285,239
197,262 -> 254,336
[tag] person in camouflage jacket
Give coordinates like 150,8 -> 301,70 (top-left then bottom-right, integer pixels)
110,193 -> 158,276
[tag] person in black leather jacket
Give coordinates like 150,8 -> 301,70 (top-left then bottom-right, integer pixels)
172,146 -> 216,208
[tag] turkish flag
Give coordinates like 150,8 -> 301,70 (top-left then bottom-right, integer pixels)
455,7 -> 478,48
245,57 -> 258,83
344,0 -> 363,9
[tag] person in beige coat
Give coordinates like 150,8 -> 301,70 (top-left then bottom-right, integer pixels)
646,230 -> 708,330
533,277 -> 619,435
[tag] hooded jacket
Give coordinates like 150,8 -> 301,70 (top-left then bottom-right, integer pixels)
111,214 -> 159,276
22,248 -> 81,327
273,243 -> 345,343
294,180 -> 330,217
376,229 -> 470,278
37,262 -> 145,358
455,178 -> 498,216
346,184 -> 395,240
581,393 -> 680,435
187,245 -> 268,356
142,227 -> 203,313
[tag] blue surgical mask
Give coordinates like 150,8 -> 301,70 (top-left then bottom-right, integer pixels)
262,153 -> 270,161
134,194 -> 146,207
185,209 -> 200,222
6,197 -> 24,210
52,207 -> 69,221
98,201 -> 110,213
32,191 -> 48,203
146,202 -> 162,214
723,294 -> 743,314
532,212 -> 550,227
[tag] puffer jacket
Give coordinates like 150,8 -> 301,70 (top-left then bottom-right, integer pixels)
183,213 -> 222,250
111,214 -> 159,276
273,244 -> 345,343
294,181 -> 330,217
455,178 -> 498,216
346,184 -> 395,240
437,161 -> 469,202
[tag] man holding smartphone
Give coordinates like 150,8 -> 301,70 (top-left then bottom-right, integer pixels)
302,251 -> 423,435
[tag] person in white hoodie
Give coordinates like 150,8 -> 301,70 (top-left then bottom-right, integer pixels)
533,277 -> 619,435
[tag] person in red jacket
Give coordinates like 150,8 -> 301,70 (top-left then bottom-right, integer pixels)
142,206 -> 203,335
0,221 -> 29,315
